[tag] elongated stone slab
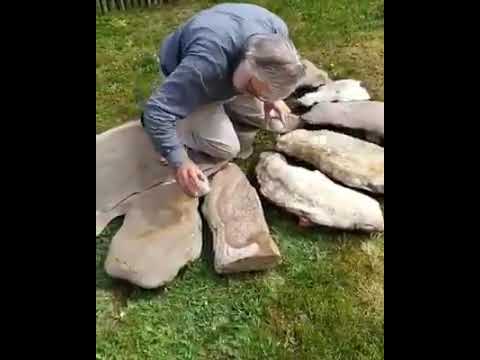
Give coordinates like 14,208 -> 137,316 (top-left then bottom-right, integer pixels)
276,130 -> 384,194
104,183 -> 202,289
298,80 -> 370,107
202,164 -> 281,273
256,152 -> 384,232
302,101 -> 384,141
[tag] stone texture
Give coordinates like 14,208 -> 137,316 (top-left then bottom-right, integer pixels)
276,130 -> 384,194
297,59 -> 331,89
96,121 -> 171,215
202,164 -> 281,273
298,80 -> 370,107
104,183 -> 203,289
96,120 -> 227,235
255,152 -> 384,232
302,101 -> 384,141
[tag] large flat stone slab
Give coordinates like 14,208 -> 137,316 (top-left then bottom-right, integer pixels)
301,101 -> 384,141
104,183 -> 203,289
276,130 -> 384,194
298,80 -> 370,107
202,164 -> 281,273
96,121 -> 170,215
256,152 -> 384,232
96,120 -> 227,235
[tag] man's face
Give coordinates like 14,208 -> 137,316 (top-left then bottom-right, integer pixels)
245,76 -> 273,102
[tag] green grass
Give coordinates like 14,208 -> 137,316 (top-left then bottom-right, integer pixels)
96,1 -> 384,359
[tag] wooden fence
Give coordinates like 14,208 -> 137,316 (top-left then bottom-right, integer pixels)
96,0 -> 173,14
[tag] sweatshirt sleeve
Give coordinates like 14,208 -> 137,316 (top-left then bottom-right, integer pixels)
142,48 -> 226,168
271,16 -> 289,39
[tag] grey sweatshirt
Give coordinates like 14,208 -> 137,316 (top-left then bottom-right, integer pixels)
142,3 -> 289,167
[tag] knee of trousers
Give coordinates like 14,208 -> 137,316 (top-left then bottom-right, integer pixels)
202,136 -> 241,160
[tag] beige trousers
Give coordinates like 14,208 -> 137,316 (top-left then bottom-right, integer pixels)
177,95 -> 269,160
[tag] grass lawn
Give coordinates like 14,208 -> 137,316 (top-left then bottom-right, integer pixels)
96,1 -> 384,359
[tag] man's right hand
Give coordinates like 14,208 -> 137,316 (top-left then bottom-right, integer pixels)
175,160 -> 206,197
264,100 -> 292,129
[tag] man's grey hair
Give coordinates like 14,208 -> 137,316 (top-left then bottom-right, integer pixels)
244,34 -> 306,101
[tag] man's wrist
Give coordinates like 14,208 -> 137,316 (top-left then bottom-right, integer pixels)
164,146 -> 189,169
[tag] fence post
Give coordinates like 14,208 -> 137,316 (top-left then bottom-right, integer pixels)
108,0 -> 116,12
99,0 -> 108,14
97,0 -> 170,14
